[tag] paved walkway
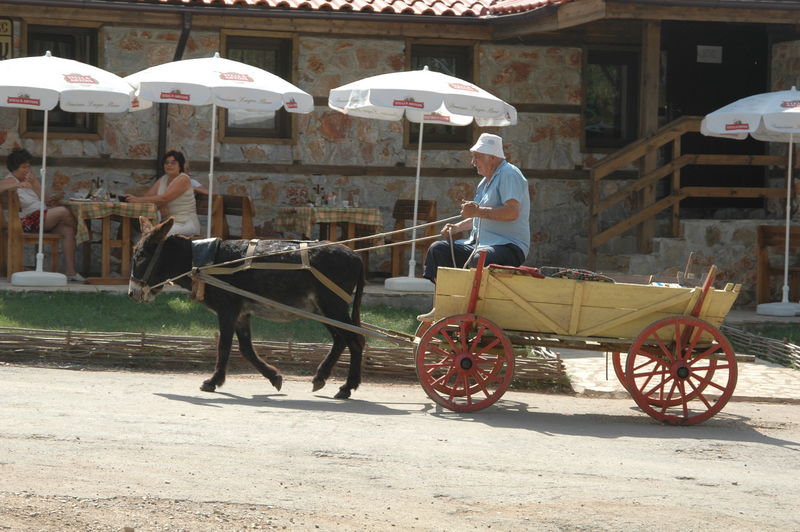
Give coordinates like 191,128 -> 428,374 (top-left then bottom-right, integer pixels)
2,279 -> 798,403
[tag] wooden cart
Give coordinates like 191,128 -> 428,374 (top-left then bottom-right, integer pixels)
414,253 -> 741,425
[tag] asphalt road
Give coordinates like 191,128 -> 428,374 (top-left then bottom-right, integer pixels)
1,364 -> 799,531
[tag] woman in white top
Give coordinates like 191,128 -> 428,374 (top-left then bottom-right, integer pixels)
1,148 -> 84,282
125,150 -> 201,236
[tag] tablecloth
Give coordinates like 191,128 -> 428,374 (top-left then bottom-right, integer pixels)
273,206 -> 383,239
64,200 -> 158,244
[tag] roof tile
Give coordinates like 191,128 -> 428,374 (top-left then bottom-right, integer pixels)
129,0 -> 571,16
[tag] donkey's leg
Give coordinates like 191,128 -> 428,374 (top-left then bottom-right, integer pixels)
335,329 -> 366,400
235,314 -> 283,391
201,311 -> 237,392
312,325 -> 348,394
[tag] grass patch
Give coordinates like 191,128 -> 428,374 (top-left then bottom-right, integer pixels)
0,291 -> 420,343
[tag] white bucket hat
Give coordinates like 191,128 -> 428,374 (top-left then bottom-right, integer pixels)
470,133 -> 505,159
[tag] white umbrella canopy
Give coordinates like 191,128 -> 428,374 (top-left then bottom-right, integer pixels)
0,51 -> 134,286
125,52 -> 314,237
328,67 -> 517,291
701,86 -> 800,316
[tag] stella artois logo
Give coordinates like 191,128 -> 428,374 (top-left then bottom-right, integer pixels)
7,96 -> 40,106
64,73 -> 98,84
161,91 -> 190,102
286,99 -> 298,109
393,97 -> 424,109
220,72 -> 253,82
725,121 -> 749,131
424,112 -> 450,123
449,82 -> 478,92
780,100 -> 800,108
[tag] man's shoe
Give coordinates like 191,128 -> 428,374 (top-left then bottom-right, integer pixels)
67,273 -> 86,283
417,308 -> 436,322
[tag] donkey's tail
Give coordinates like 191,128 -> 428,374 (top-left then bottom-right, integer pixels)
351,257 -> 365,330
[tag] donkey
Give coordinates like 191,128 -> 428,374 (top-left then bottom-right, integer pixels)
128,217 -> 366,399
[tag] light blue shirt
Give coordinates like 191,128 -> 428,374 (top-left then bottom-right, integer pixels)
465,160 -> 530,257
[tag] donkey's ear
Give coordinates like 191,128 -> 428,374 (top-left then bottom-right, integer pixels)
154,217 -> 174,239
139,216 -> 154,233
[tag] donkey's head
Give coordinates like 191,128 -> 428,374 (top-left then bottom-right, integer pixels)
128,216 -> 174,303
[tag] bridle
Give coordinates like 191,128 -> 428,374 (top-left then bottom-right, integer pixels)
130,239 -> 166,297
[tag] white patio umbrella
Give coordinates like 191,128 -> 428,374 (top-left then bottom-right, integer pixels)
701,86 -> 800,316
125,52 -> 314,237
328,66 -> 517,291
0,51 -> 134,287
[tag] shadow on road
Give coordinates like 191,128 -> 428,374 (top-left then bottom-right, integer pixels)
155,391 -> 427,416
428,399 -> 800,450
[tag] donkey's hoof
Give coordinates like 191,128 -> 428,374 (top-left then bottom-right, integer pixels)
311,378 -> 325,392
200,380 -> 217,392
271,374 -> 283,391
334,388 -> 352,400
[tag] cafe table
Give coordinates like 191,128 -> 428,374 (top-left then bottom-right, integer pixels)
273,206 -> 383,246
64,199 -> 158,284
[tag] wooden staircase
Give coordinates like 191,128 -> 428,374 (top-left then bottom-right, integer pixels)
588,115 -> 791,270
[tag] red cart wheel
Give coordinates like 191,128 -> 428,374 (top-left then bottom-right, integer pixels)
626,316 -> 737,425
415,314 -> 514,412
611,352 -> 628,389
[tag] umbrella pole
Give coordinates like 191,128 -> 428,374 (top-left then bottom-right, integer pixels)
11,109 -> 66,286
757,135 -> 800,315
35,109 -> 48,272
781,135 -> 793,303
206,103 -> 216,239
407,120 -> 424,278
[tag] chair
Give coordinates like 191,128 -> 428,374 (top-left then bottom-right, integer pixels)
389,199 -> 437,278
756,225 -> 800,304
195,192 -> 256,239
1,190 -> 63,278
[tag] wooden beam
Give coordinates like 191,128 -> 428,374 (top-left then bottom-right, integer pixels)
605,2 -> 800,25
636,20 -> 661,254
681,186 -> 787,198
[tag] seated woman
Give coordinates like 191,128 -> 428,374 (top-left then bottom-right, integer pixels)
125,150 -> 201,236
2,148 -> 84,282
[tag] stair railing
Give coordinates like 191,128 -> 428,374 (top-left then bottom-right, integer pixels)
588,115 -> 789,269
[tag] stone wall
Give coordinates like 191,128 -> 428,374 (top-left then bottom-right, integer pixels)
1,25 -> 598,274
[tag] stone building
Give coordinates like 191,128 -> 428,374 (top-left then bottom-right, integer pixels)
1,0 -> 799,306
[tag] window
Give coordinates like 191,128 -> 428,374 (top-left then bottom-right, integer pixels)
409,43 -> 473,146
222,35 -> 293,140
26,25 -> 98,135
584,49 -> 639,149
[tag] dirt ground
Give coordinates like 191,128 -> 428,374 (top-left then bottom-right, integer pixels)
2,362 -> 799,531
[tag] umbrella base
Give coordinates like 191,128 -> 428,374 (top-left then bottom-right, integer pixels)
384,276 -> 434,292
11,270 -> 67,287
756,301 -> 800,317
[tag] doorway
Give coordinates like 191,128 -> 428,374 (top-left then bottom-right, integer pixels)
662,21 -> 769,215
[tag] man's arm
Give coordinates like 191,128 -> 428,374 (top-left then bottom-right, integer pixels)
461,199 -> 520,222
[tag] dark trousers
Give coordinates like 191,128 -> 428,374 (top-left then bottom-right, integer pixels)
422,240 -> 524,282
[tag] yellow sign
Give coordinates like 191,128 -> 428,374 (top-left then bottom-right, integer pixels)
0,18 -> 12,60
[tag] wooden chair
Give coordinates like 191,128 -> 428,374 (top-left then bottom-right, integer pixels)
756,225 -> 800,304
389,199 -> 437,278
1,190 -> 63,278
195,192 -> 256,240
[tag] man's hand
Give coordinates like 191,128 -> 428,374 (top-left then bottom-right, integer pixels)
460,200 -> 481,218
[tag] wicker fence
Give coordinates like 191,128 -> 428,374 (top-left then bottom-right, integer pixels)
721,324 -> 800,369
0,326 -> 569,388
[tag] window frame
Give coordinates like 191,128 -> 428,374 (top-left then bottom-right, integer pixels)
219,30 -> 298,145
21,22 -> 102,140
405,40 -> 476,150
582,47 -> 640,152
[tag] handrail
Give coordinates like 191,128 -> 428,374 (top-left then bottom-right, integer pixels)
588,115 -> 790,269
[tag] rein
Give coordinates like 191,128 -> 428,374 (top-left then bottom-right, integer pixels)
136,213 -> 461,297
